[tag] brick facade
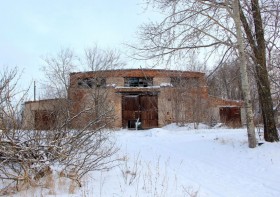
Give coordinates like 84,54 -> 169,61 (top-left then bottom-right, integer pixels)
24,69 -> 244,130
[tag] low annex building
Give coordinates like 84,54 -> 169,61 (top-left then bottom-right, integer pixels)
23,69 -> 244,130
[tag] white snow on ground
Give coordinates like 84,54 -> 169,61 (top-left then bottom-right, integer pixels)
6,124 -> 280,196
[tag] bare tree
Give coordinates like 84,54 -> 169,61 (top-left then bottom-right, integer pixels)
83,45 -> 126,71
166,75 -> 207,128
0,67 -> 27,130
208,60 -> 242,100
40,46 -> 126,99
231,0 -> 256,147
133,0 -> 279,143
267,50 -> 280,100
267,49 -> 280,126
239,0 -> 279,142
41,48 -> 77,99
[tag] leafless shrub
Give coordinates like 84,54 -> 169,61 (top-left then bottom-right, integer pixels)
0,67 -> 120,195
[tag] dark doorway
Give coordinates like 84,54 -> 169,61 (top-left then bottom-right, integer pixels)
219,107 -> 241,127
34,110 -> 56,130
122,94 -> 158,129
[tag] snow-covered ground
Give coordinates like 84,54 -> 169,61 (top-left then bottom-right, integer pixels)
6,124 -> 280,196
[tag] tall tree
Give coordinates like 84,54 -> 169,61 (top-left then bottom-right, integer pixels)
232,0 -> 256,147
133,0 -> 279,142
238,0 -> 279,142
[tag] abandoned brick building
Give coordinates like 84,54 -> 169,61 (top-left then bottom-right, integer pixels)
23,69 -> 244,130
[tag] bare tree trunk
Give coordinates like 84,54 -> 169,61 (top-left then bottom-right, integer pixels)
233,0 -> 257,148
239,0 -> 279,142
251,0 -> 279,142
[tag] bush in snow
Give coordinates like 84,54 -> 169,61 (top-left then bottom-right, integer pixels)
0,67 -> 119,195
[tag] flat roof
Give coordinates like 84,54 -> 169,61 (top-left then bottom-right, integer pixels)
24,98 -> 66,104
70,69 -> 205,78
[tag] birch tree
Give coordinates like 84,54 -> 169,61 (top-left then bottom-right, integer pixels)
133,0 -> 279,143
232,0 -> 256,147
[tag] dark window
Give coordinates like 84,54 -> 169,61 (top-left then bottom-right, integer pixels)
78,78 -> 106,88
170,77 -> 199,87
124,77 -> 153,87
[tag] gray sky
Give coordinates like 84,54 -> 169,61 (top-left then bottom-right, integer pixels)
0,0 -> 158,94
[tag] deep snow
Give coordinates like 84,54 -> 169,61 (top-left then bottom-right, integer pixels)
5,124 -> 280,197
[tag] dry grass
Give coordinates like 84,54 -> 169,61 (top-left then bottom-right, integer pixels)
68,179 -> 77,194
45,174 -> 55,195
117,155 -> 199,197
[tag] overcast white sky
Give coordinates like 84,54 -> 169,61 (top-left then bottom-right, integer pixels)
0,0 -> 159,95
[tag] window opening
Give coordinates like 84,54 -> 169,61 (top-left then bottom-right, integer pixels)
78,78 -> 106,88
124,77 -> 153,87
